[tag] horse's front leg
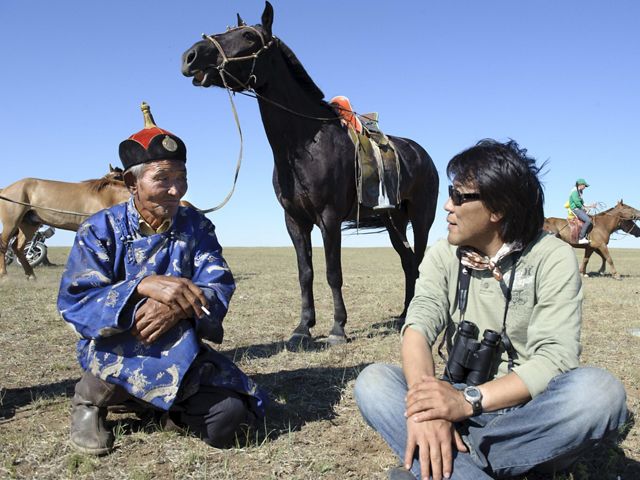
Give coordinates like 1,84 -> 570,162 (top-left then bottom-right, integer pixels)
598,245 -> 620,279
580,248 -> 594,277
284,211 -> 316,347
14,227 -> 39,280
593,249 -> 607,275
318,213 -> 347,345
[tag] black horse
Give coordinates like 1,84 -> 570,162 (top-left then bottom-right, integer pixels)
181,1 -> 438,346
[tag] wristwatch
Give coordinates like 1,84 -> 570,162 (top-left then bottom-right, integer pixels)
463,386 -> 483,417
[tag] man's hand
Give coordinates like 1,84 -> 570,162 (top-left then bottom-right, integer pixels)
405,375 -> 472,423
131,298 -> 184,344
404,417 -> 467,480
136,275 -> 208,319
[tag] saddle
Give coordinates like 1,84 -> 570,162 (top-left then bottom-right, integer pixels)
331,98 -> 400,209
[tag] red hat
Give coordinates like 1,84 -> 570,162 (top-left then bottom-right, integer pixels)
118,102 -> 186,170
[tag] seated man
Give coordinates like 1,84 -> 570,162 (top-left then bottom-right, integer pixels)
58,103 -> 267,455
355,140 -> 627,479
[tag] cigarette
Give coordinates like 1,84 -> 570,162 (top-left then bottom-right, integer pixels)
201,305 -> 211,316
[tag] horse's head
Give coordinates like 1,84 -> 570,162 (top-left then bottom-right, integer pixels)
181,1 -> 275,92
106,164 -> 125,183
613,199 -> 640,221
619,218 -> 640,237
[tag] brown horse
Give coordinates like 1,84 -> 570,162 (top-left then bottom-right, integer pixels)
0,166 -> 129,279
543,200 -> 640,278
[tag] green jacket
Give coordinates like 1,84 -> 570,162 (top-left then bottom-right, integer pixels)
569,188 -> 585,210
403,233 -> 582,397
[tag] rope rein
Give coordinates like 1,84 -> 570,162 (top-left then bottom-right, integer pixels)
0,194 -> 103,217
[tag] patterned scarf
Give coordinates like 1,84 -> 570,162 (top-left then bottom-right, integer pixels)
459,242 -> 524,281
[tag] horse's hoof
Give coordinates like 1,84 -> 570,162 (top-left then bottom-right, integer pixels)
26,275 -> 37,281
391,316 -> 406,330
327,334 -> 348,346
286,333 -> 313,351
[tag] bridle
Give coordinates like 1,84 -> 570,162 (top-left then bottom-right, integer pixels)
202,25 -> 274,91
202,26 -> 342,121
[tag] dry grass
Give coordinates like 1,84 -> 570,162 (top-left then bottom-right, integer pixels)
0,246 -> 638,479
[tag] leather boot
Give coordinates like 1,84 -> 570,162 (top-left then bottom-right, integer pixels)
70,394 -> 113,455
69,372 -> 128,455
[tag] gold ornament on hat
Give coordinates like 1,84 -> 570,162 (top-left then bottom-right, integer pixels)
140,102 -> 178,152
140,101 -> 157,128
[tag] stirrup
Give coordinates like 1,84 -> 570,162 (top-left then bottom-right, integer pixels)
372,186 -> 395,211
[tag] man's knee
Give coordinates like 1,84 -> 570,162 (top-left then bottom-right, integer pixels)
203,394 -> 253,447
553,367 -> 627,430
354,363 -> 398,407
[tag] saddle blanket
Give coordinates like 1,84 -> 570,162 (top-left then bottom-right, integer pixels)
568,217 -> 583,244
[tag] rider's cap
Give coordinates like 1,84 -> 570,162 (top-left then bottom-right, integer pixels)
118,102 -> 186,170
576,178 -> 589,187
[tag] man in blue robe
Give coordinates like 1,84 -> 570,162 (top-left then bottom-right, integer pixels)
58,102 -> 267,455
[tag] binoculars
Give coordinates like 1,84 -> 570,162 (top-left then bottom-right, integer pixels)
443,320 -> 502,386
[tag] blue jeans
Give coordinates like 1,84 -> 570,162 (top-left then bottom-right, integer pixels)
354,364 -> 627,479
572,208 -> 592,239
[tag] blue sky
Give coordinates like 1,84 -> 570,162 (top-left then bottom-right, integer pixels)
1,0 -> 639,248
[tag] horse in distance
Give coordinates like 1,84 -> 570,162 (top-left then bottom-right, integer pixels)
0,166 -> 129,279
181,1 -> 439,346
544,200 -> 640,278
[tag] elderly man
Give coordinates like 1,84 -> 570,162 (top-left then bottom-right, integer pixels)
58,103 -> 267,455
355,139 -> 627,479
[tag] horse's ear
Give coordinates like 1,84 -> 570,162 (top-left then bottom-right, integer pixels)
261,1 -> 274,38
237,13 -> 246,26
109,163 -> 115,172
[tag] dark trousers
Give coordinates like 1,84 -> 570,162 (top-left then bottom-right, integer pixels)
75,371 -> 255,448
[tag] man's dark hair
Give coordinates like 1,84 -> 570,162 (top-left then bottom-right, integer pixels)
447,139 -> 545,246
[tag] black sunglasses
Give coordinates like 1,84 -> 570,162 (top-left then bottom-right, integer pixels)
448,185 -> 481,206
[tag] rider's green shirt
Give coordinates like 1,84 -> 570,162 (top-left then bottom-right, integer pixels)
402,232 -> 583,398
569,188 -> 585,210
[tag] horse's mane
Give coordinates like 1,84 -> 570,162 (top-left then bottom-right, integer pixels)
596,206 -> 615,216
81,176 -> 125,193
275,38 -> 325,101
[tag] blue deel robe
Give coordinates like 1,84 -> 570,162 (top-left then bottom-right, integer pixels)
57,198 -> 266,415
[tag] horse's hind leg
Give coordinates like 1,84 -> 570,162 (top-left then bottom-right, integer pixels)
382,210 -> 413,320
407,196 -> 436,307
0,225 -> 20,277
284,212 -> 316,347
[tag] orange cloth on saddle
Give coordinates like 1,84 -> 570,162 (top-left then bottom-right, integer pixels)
329,95 -> 362,134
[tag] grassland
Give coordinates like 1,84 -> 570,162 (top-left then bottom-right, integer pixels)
1,246 -> 638,479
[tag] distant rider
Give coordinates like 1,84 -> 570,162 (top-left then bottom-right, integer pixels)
569,178 -> 594,245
